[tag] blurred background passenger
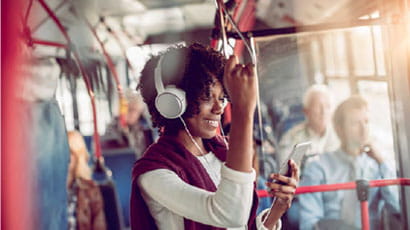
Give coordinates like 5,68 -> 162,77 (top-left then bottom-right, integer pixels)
278,84 -> 339,174
101,89 -> 156,158
278,84 -> 339,229
298,95 -> 400,230
67,130 -> 107,230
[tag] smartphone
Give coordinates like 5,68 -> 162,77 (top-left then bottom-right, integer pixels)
271,141 -> 311,184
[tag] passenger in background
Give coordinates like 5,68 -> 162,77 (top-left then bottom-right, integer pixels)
101,89 -> 155,158
278,84 -> 339,229
278,84 -> 339,174
299,95 -> 400,230
67,130 -> 107,230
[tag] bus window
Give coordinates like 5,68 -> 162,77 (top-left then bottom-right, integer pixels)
252,13 -> 408,228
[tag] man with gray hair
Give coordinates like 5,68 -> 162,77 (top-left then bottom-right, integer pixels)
278,84 -> 340,229
299,95 -> 399,230
278,84 -> 339,173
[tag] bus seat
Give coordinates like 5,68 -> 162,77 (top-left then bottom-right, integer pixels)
92,158 -> 125,230
102,148 -> 137,228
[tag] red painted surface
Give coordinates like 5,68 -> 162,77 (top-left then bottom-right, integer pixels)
2,0 -> 35,229
361,201 -> 370,230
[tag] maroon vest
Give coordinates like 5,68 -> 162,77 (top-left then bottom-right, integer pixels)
130,135 -> 259,230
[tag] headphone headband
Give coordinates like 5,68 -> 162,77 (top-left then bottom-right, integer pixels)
154,54 -> 187,119
154,55 -> 165,93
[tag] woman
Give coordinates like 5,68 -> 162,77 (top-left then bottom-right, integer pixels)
67,130 -> 107,230
131,43 -> 298,230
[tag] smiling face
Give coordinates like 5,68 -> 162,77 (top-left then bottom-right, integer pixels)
184,80 -> 226,139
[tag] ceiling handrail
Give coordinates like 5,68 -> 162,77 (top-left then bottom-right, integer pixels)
37,0 -> 103,159
99,17 -> 139,80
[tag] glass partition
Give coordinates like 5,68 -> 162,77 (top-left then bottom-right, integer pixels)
252,20 -> 408,229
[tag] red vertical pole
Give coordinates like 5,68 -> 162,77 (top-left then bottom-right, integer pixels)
232,0 -> 256,56
356,180 -> 370,230
360,201 -> 370,230
2,0 -> 35,229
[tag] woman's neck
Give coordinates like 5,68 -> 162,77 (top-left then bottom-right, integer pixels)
176,130 -> 206,156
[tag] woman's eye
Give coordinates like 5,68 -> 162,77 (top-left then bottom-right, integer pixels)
220,97 -> 228,106
200,97 -> 211,102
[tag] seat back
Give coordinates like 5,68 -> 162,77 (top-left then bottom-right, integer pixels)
93,159 -> 125,230
99,180 -> 124,230
102,148 -> 137,228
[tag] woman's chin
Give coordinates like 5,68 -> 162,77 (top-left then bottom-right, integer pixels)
202,131 -> 217,139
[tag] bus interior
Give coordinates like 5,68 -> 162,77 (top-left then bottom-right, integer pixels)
3,0 -> 410,229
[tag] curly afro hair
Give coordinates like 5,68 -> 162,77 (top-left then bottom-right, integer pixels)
137,43 -> 227,135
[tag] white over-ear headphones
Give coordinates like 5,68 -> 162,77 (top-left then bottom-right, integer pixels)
154,55 -> 187,119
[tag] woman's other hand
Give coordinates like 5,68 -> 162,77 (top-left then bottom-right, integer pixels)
267,160 -> 299,211
262,160 -> 300,228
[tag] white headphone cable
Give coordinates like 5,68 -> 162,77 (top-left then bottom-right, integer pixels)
179,117 -> 220,183
218,120 -> 229,150
179,117 -> 205,156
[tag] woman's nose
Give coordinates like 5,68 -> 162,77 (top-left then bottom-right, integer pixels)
212,99 -> 224,114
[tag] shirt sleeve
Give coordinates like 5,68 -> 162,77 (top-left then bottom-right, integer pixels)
298,162 -> 325,230
378,162 -> 400,213
255,209 -> 282,230
138,163 -> 256,228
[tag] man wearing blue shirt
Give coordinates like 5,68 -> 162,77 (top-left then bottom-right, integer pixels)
299,95 -> 400,230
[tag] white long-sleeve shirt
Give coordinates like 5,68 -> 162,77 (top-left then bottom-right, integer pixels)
138,152 -> 281,230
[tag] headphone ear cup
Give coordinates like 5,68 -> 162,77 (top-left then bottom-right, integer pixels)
155,86 -> 187,119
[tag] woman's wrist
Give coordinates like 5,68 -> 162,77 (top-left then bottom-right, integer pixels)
230,107 -> 254,120
262,203 -> 285,229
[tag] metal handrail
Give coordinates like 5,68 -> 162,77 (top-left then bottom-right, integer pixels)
257,178 -> 410,230
37,0 -> 103,158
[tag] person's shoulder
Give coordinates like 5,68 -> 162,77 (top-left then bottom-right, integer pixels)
317,150 -> 340,162
306,150 -> 338,169
282,122 -> 307,138
137,140 -> 163,158
324,126 -> 340,142
134,137 -> 179,165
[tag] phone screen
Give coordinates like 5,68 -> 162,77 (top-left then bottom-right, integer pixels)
272,142 -> 311,184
